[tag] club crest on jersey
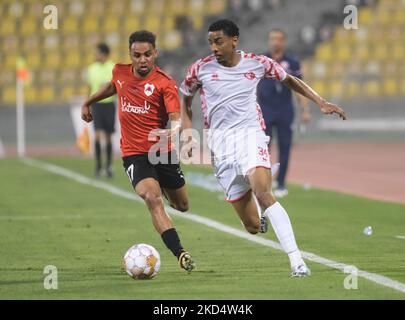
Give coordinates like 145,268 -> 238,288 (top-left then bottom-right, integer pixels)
144,83 -> 155,96
244,72 -> 256,80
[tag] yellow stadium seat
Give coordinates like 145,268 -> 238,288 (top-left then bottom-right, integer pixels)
336,45 -> 351,61
363,80 -> 380,97
315,43 -> 333,61
0,18 -> 16,36
373,44 -> 388,60
20,18 -> 38,36
166,0 -> 187,15
144,15 -> 161,33
354,45 -> 370,60
358,8 -> 373,25
162,16 -> 175,32
62,16 -> 79,33
2,86 -> 17,104
382,78 -> 398,96
25,86 -> 38,104
102,16 -> 120,33
392,44 -> 405,60
25,53 -> 41,70
345,81 -> 361,97
123,18 -> 141,35
329,80 -> 344,97
4,55 -> 17,69
44,52 -> 61,68
400,78 -> 405,95
207,0 -> 227,14
65,53 -> 81,68
38,85 -> 55,103
190,14 -> 204,30
61,85 -> 75,101
376,8 -> 391,25
311,81 -> 328,98
82,18 -> 99,33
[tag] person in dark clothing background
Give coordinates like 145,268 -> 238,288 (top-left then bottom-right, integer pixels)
257,29 -> 311,198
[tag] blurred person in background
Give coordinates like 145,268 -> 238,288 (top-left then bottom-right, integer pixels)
257,29 -> 310,198
87,43 -> 116,178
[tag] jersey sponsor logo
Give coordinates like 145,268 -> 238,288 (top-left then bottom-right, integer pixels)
144,83 -> 155,96
117,80 -> 125,88
211,73 -> 220,81
120,96 -> 151,114
244,71 -> 256,80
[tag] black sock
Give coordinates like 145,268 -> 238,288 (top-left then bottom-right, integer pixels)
161,228 -> 184,258
95,141 -> 102,170
106,142 -> 112,168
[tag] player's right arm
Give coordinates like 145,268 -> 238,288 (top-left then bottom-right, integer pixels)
81,81 -> 117,123
180,60 -> 201,157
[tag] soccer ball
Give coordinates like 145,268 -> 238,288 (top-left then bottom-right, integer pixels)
123,243 -> 161,280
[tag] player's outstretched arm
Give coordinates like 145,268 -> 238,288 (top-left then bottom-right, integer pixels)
81,82 -> 117,123
282,74 -> 347,120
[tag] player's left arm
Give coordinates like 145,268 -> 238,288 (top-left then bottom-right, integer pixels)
282,74 -> 347,120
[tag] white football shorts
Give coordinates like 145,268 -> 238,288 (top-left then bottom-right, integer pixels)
210,129 -> 272,202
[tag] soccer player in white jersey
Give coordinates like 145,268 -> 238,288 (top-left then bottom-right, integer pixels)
180,20 -> 347,277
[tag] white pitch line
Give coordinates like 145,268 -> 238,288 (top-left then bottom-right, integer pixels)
21,157 -> 405,294
396,236 -> 405,240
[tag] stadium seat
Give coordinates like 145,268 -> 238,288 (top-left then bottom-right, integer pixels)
25,53 -> 41,70
102,16 -> 120,33
315,43 -> 333,61
24,86 -> 38,104
329,80 -> 344,97
144,15 -> 161,33
20,18 -> 38,36
382,78 -> 399,96
44,52 -> 61,68
82,18 -> 99,33
0,17 -> 16,36
206,0 -> 227,15
363,80 -> 380,97
2,86 -> 17,104
38,85 -> 55,103
310,81 -> 328,98
123,18 -> 141,35
61,16 -> 80,34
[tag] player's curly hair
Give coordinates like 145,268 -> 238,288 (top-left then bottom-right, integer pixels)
129,30 -> 156,48
208,19 -> 239,38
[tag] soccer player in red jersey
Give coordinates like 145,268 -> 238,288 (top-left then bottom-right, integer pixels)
81,30 -> 195,272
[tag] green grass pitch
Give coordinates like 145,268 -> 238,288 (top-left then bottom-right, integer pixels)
0,157 -> 404,299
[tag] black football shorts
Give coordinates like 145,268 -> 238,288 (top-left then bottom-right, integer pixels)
122,152 -> 185,190
91,102 -> 116,133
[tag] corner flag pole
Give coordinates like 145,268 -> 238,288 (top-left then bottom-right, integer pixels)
16,57 -> 28,158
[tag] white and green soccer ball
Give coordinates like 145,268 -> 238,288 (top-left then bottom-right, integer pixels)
124,243 -> 161,280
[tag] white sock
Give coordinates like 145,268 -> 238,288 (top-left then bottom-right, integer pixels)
265,202 -> 304,268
